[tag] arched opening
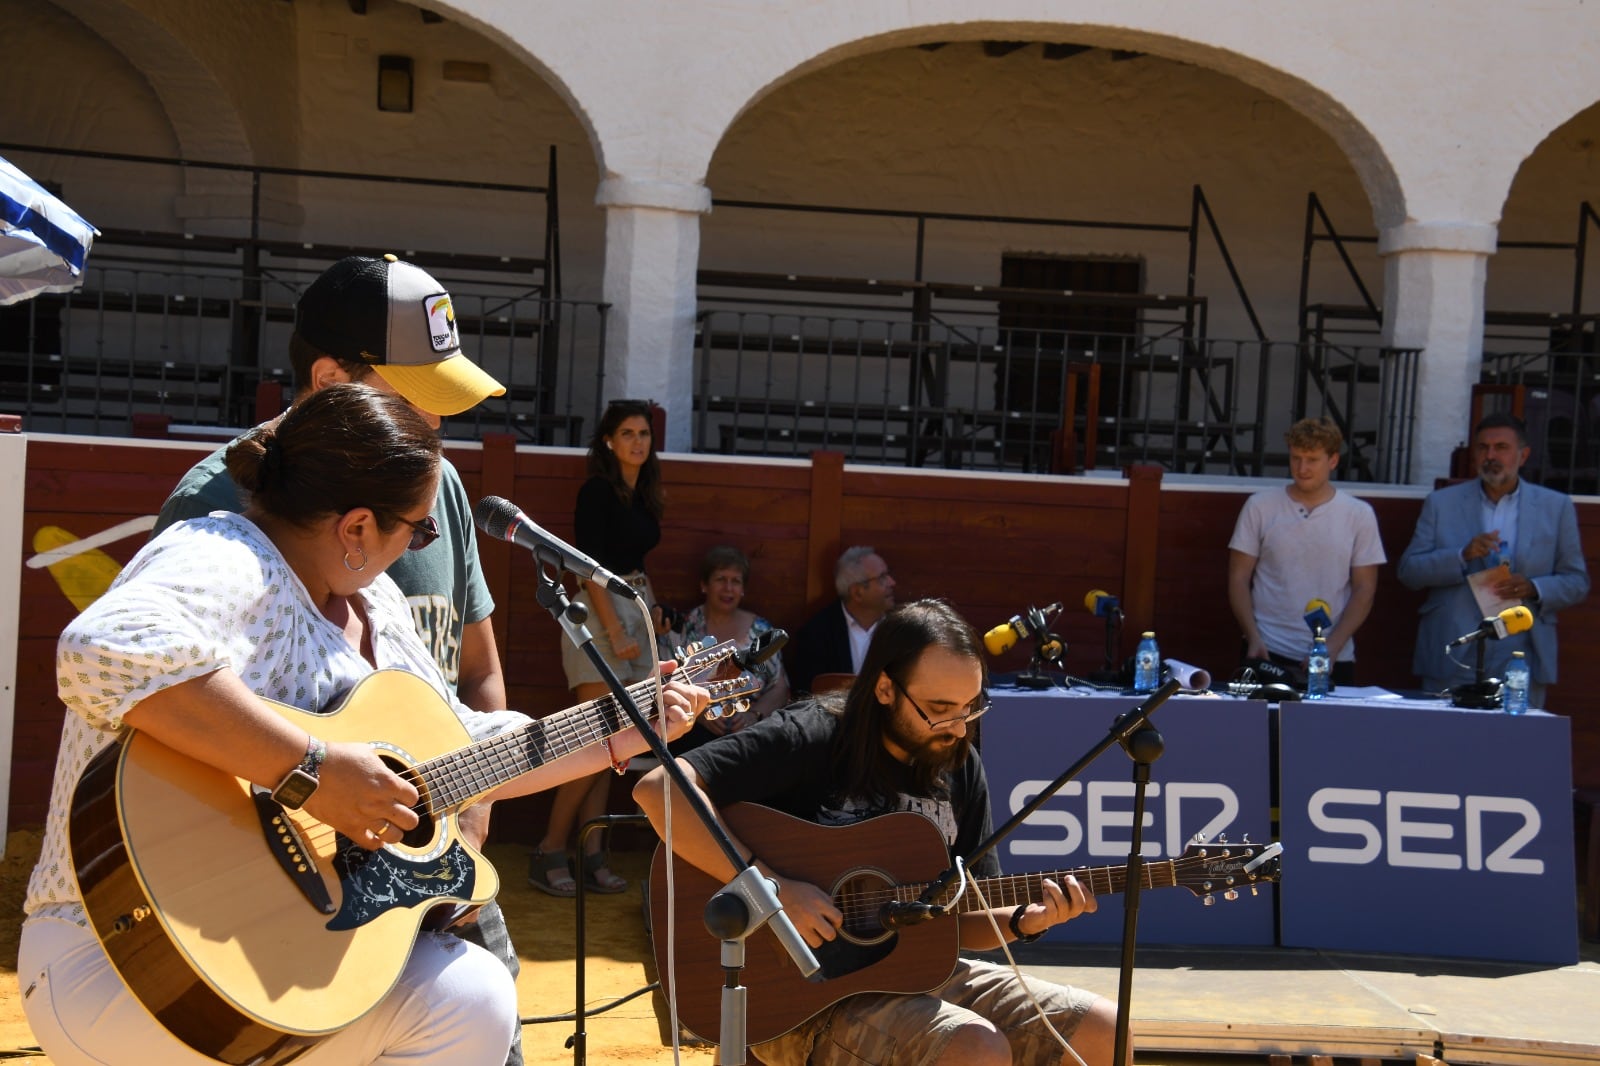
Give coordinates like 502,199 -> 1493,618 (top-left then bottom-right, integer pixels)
1479,100 -> 1600,493
0,0 -> 607,442
696,29 -> 1399,478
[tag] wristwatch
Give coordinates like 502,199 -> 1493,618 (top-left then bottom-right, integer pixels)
271,735 -> 327,810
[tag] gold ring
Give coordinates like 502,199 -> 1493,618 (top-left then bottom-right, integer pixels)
377,820 -> 391,837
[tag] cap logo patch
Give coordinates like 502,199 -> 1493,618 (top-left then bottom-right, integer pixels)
425,294 -> 459,353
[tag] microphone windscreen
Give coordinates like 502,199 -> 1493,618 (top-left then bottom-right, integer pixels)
473,495 -> 520,539
1084,589 -> 1109,614
1303,598 -> 1333,631
983,620 -> 1021,657
1502,605 -> 1534,635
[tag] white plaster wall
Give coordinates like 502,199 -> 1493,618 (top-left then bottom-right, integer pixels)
288,0 -> 603,293
10,0 -> 1600,477
0,0 -> 183,231
0,431 -> 24,850
464,1 -> 1600,225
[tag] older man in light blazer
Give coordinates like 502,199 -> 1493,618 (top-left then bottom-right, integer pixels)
1398,412 -> 1590,705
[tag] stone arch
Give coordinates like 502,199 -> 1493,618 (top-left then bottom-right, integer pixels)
709,20 -> 1402,229
48,1 -> 255,165
48,0 -> 264,224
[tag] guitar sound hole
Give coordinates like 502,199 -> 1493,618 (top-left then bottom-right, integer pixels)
377,753 -> 436,849
834,869 -> 897,944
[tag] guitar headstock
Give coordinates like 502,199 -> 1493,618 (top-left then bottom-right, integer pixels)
1170,836 -> 1282,905
671,638 -> 763,720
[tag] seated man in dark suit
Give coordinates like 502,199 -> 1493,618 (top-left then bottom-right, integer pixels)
786,546 -> 896,695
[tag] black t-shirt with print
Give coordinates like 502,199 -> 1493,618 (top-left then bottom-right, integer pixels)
681,701 -> 1001,878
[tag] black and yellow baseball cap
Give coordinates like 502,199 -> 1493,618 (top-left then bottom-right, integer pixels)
296,253 -> 506,416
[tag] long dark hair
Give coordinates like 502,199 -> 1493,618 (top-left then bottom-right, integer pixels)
588,399 -> 664,518
226,382 -> 441,531
825,599 -> 987,806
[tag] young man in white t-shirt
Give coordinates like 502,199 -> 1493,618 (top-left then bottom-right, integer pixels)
1227,417 -> 1387,686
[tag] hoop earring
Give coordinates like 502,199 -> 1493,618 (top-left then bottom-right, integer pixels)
343,548 -> 368,573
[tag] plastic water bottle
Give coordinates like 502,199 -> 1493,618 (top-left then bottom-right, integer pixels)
1134,631 -> 1160,693
1503,652 -> 1530,715
1306,629 -> 1330,700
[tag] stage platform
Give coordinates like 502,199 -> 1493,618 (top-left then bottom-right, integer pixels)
1020,940 -> 1600,1065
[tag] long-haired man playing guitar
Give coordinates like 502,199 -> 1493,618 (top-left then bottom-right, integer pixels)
637,599 -> 1120,1066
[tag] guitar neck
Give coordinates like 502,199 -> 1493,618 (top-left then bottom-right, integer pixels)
913,859 -> 1180,915
411,677 -> 660,812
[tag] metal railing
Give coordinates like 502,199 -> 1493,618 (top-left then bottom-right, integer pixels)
1480,348 -> 1600,495
0,258 -> 608,445
694,309 -> 1420,482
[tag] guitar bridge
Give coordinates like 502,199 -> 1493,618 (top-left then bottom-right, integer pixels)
251,787 -> 336,915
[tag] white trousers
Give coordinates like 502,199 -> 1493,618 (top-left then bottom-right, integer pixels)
21,916 -> 519,1065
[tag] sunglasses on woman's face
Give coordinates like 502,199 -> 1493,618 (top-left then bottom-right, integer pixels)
400,514 -> 440,552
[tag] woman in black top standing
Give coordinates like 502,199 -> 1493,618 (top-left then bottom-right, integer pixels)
530,400 -> 664,896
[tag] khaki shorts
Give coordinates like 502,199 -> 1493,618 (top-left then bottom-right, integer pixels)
559,574 -> 657,689
753,957 -> 1097,1066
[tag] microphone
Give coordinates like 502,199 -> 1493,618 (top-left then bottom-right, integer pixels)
1303,598 -> 1332,633
983,616 -> 1028,657
1084,589 -> 1122,618
1446,605 -> 1535,648
473,495 -> 637,598
983,605 -> 1063,657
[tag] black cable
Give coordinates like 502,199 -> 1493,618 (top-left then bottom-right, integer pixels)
519,981 -> 659,1025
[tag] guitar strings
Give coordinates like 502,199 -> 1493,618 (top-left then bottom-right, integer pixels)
292,648 -> 746,839
826,861 -> 1187,928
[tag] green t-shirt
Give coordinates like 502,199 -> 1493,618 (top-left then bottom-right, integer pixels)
151,440 -> 494,689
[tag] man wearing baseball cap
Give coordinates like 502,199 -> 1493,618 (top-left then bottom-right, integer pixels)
152,254 -> 526,1065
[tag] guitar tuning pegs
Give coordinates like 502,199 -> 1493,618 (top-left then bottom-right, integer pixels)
1250,886 -> 1260,897
1202,894 -> 1216,907
1216,833 -> 1229,844
1224,889 -> 1239,902
1242,834 -> 1253,844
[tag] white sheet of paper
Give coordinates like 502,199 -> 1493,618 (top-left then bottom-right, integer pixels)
1468,562 -> 1520,618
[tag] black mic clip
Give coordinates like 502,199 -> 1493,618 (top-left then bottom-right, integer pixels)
878,899 -> 941,930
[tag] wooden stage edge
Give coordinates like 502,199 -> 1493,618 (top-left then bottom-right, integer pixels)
1020,942 -> 1600,1066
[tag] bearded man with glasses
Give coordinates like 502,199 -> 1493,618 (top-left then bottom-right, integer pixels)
637,599 -> 1120,1066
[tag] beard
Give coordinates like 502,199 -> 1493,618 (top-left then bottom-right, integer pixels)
885,711 -> 969,775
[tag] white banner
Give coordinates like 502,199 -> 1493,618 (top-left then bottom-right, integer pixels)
0,427 -> 27,853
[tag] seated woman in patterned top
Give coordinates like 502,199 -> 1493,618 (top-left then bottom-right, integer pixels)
661,545 -> 792,750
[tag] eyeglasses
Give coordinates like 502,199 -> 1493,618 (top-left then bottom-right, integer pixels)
401,514 -> 440,552
892,679 -> 990,731
855,570 -> 893,588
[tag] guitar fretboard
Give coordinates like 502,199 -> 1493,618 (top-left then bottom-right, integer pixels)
397,649 -> 744,813
832,860 -> 1181,930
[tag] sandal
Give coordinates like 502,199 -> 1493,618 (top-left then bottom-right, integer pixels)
528,847 -> 577,897
582,850 -> 628,894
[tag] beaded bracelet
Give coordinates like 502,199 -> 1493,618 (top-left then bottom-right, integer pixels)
601,734 -> 627,775
1009,904 -> 1044,944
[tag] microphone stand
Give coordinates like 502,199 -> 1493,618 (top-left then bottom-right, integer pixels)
1087,609 -> 1125,687
1450,638 -> 1503,709
528,549 -> 819,1066
883,679 -> 1181,1063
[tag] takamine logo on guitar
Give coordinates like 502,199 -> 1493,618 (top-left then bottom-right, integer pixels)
68,640 -> 760,1066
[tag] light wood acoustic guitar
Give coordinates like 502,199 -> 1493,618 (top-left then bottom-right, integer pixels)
649,803 -> 1281,1045
69,640 -> 758,1065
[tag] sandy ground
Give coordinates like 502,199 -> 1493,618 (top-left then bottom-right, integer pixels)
0,831 -> 714,1065
0,832 -> 1271,1066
